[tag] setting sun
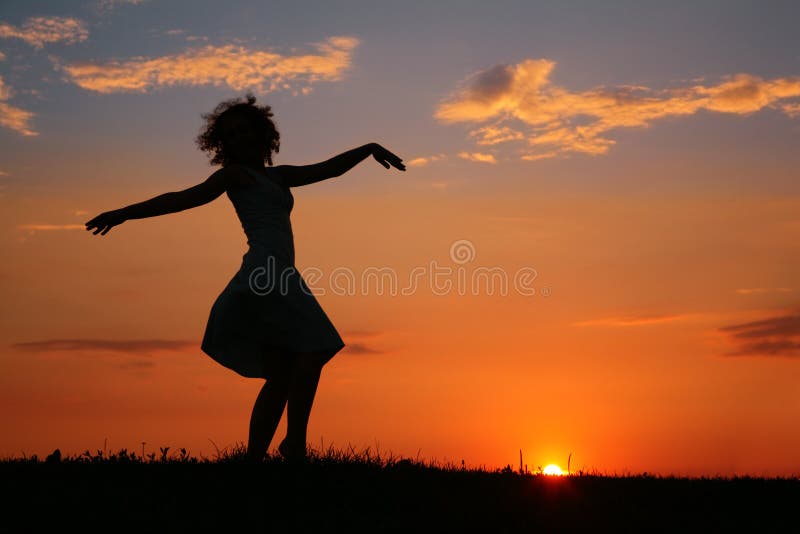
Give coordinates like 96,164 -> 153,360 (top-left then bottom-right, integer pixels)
543,464 -> 564,476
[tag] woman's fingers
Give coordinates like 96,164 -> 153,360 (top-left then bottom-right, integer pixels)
85,213 -> 116,236
386,150 -> 405,171
374,147 -> 406,171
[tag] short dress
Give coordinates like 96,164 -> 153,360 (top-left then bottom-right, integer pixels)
200,165 -> 345,379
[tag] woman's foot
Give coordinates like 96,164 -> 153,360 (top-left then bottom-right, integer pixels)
278,437 -> 307,462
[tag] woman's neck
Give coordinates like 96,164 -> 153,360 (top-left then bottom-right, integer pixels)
230,158 -> 264,171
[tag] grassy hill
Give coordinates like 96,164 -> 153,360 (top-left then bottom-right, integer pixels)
1,443 -> 797,532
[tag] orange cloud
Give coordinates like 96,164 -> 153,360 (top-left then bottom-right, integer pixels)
18,224 -> 83,231
435,59 -> 800,161
469,125 -> 524,145
782,103 -> 800,118
572,314 -> 689,327
0,16 -> 88,49
736,288 -> 793,295
457,151 -> 497,164
407,153 -> 447,167
58,35 -> 360,94
0,76 -> 36,136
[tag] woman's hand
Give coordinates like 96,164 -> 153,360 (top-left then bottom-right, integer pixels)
370,143 -> 406,171
85,209 -> 126,236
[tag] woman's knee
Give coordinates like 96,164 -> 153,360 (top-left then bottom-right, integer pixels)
267,368 -> 293,390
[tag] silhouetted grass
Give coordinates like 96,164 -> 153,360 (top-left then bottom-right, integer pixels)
1,443 -> 797,532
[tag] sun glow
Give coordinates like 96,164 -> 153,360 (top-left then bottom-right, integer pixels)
543,464 -> 564,476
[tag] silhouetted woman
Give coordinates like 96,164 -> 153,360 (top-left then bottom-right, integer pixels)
85,93 -> 405,463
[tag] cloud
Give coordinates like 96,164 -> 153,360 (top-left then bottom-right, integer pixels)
342,343 -> 383,355
0,51 -> 5,61
57,35 -> 360,95
147,28 -> 209,43
0,75 -> 36,136
0,75 -> 11,101
435,59 -> 800,161
458,151 -> 497,164
0,16 -> 89,49
735,287 -> 793,295
521,151 -> 558,162
718,311 -> 800,358
92,0 -> 149,13
572,314 -> 689,327
340,330 -> 385,355
783,103 -> 800,118
18,224 -> 84,231
11,338 -> 196,354
407,153 -> 447,167
10,337 -> 191,375
469,125 -> 524,145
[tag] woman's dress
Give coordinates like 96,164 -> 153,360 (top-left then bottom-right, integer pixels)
200,165 -> 345,379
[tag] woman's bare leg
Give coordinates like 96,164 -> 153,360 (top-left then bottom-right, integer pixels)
246,369 -> 291,463
280,352 -> 325,459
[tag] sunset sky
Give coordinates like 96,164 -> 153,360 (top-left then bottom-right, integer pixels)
1,1 -> 799,476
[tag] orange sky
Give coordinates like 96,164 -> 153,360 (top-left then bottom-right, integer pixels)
3,183 -> 799,476
1,2 -> 799,476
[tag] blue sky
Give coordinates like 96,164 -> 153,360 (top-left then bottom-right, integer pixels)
2,0 -> 799,197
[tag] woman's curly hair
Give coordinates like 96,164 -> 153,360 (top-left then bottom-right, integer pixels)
195,92 -> 280,167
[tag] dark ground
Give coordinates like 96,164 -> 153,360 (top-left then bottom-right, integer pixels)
0,451 -> 797,533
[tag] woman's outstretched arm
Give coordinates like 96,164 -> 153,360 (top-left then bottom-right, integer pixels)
85,166 -> 252,236
275,142 -> 405,187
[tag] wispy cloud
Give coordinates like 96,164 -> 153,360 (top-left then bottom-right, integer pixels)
435,59 -> 800,161
342,343 -> 383,355
783,103 -> 800,117
11,338 -> 196,354
93,0 -> 149,14
718,311 -> 800,358
735,287 -> 793,295
407,153 -> 447,167
10,337 -> 192,374
458,151 -> 496,164
146,27 -> 209,43
0,75 -> 36,136
341,330 -> 386,355
469,125 -> 524,145
18,224 -> 84,231
0,16 -> 88,49
57,35 -> 360,95
572,314 -> 690,327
